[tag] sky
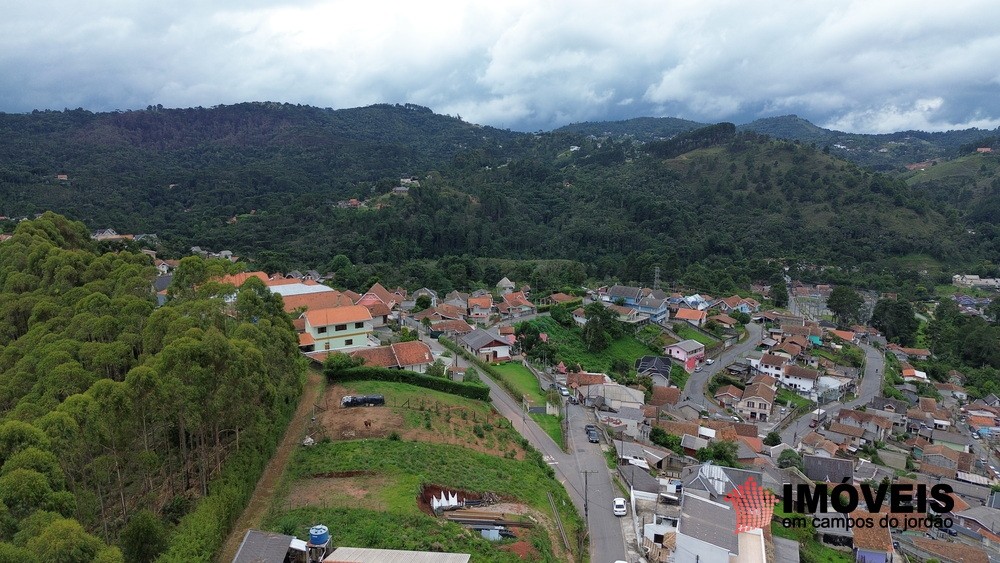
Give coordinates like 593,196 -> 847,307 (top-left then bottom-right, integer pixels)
2,1 -> 1000,133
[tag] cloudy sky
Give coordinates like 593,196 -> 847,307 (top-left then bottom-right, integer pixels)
2,1 -> 999,133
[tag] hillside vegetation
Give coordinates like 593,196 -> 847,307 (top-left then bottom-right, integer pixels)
0,213 -> 304,561
0,105 -> 996,298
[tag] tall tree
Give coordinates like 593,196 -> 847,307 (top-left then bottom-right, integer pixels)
827,286 -> 863,326
870,298 -> 919,345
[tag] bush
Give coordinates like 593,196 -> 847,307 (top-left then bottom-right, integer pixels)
324,366 -> 491,401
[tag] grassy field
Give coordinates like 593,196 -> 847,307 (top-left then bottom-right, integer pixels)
526,316 -> 654,372
492,362 -> 546,403
772,506 -> 852,563
267,439 -> 583,561
530,413 -> 563,445
673,324 -> 719,346
777,388 -> 814,410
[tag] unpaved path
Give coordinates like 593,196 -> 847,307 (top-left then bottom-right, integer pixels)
216,368 -> 324,562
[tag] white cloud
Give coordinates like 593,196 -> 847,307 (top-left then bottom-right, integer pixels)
0,0 -> 999,132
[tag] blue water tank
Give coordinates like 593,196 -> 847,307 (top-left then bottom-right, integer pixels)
308,525 -> 329,545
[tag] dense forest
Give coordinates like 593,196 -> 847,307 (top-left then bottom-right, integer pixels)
1,103 -> 999,298
0,213 -> 303,561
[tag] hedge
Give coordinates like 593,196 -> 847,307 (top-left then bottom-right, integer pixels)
437,337 -> 526,403
325,366 -> 491,401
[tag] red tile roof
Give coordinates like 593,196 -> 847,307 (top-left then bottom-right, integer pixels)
468,296 -> 493,309
431,319 -> 474,334
391,341 -> 433,367
216,271 -> 269,287
673,308 -> 706,321
650,386 -> 681,406
303,305 -> 372,327
549,292 -> 576,304
714,385 -> 743,399
281,291 -> 354,313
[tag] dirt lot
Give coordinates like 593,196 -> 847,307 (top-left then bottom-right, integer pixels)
318,384 -> 526,459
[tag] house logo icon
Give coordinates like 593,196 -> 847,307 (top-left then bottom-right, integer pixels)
723,476 -> 778,533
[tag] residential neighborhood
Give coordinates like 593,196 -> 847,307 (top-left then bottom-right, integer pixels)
164,269 -> 1000,563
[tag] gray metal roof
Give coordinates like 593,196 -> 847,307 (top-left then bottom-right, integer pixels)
459,328 -> 506,351
619,463 -> 661,494
670,339 -> 704,353
803,455 -> 853,484
232,530 -> 293,563
679,493 -> 738,554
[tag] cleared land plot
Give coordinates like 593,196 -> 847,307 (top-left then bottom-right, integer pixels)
524,316 -> 653,372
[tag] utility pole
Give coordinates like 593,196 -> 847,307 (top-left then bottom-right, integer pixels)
581,470 -> 598,519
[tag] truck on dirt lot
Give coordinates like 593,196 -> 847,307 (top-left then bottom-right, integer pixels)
341,394 -> 385,407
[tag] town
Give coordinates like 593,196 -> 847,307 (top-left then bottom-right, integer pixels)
134,248 -> 1000,563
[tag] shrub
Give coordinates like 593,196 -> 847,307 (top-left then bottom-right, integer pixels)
325,366 -> 490,401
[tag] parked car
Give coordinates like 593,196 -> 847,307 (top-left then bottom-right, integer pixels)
341,394 -> 385,407
559,387 -> 570,397
584,424 -> 597,433
568,396 -> 579,404
944,528 -> 958,537
613,497 -> 627,516
587,431 -> 600,444
695,366 -> 703,372
705,358 -> 715,365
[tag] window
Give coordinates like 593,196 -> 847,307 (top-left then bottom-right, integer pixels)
746,402 -> 754,408
335,324 -> 347,331
355,322 -> 364,329
345,339 -> 353,346
317,326 -> 327,334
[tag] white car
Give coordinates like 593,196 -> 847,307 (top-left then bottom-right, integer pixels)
705,358 -> 715,365
613,497 -> 627,516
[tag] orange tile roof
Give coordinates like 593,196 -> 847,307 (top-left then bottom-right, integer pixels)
391,341 -> 433,367
430,319 -> 474,334
341,290 -> 361,303
912,538 -> 988,563
649,386 -> 680,406
468,296 -> 493,309
364,302 -> 391,317
303,305 -> 372,327
365,282 -> 395,306
298,332 -> 315,346
350,345 -> 397,368
673,308 -> 706,321
828,329 -> 856,341
714,385 -> 743,399
549,292 -> 576,304
216,271 -> 269,286
281,291 -> 354,313
709,313 -> 738,325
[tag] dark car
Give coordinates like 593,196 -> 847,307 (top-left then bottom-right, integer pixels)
944,528 -> 958,537
584,424 -> 598,433
587,431 -> 600,443
341,394 -> 385,407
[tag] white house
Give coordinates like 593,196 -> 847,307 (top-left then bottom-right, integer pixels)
459,329 -> 512,362
748,353 -> 788,379
781,365 -> 820,395
300,305 -> 374,352
665,340 -> 705,372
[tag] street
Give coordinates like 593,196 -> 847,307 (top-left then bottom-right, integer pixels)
682,322 -> 763,410
420,332 -> 629,563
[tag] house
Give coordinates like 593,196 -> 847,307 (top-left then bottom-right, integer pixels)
278,287 -> 355,314
467,295 -> 493,320
429,319 -> 474,338
608,304 -> 648,324
674,464 -> 771,563
673,307 -> 706,327
850,509 -> 892,563
602,284 -> 644,305
649,386 -> 681,410
571,307 -> 587,326
412,287 -> 439,308
459,329 -> 512,362
635,356 -> 673,379
665,340 -> 705,371
587,384 -> 645,411
299,305 -> 374,352
495,277 -> 516,294
357,282 -> 401,309
714,385 -> 743,408
803,455 -> 853,483
736,382 -> 774,422
887,343 -> 932,361
598,407 -> 648,439
837,409 -> 892,442
707,313 -> 738,329
497,291 -> 535,318
910,537 -> 990,563
716,295 -> 760,314
748,353 -> 788,379
350,341 -> 434,373
363,302 -> 391,327
952,506 -> 1000,546
781,364 -> 821,395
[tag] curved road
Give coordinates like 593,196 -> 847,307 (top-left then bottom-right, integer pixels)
682,323 -> 763,410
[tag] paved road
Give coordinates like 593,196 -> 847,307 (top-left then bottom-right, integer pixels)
682,323 -> 764,410
421,334 -> 628,563
780,341 -> 885,444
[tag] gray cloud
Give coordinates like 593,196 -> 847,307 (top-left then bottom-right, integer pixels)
1,0 -> 999,133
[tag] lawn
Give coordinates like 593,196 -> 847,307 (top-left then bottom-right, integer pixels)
525,316 -> 655,372
673,324 -> 719,346
492,362 -> 546,403
772,506 -> 852,563
776,388 -> 814,410
530,413 -> 563,446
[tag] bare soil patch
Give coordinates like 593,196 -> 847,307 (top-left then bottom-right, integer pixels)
319,384 -> 525,459
283,474 -> 385,510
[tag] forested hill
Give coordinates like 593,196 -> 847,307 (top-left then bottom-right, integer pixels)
0,104 -> 994,296
558,114 -> 1000,170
